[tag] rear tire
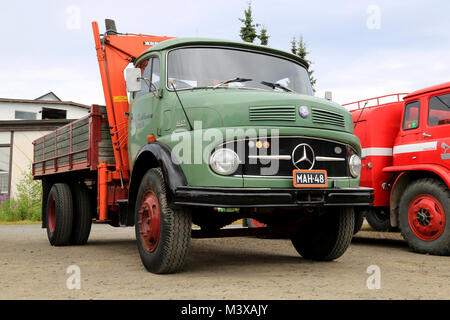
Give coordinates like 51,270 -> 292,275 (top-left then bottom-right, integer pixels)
135,168 -> 192,274
70,183 -> 93,245
365,208 -> 391,231
291,208 -> 354,261
46,183 -> 73,246
399,178 -> 450,255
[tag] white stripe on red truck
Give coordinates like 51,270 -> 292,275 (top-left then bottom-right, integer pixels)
393,141 -> 438,155
361,148 -> 393,158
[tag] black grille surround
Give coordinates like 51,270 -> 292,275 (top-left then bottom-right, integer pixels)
217,136 -> 352,178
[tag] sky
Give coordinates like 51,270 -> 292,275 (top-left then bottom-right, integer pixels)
0,0 -> 449,106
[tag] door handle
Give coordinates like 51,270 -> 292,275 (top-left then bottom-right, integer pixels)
422,133 -> 432,137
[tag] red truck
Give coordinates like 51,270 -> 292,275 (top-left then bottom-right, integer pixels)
345,82 -> 450,255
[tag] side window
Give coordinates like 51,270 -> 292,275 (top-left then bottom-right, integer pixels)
151,58 -> 160,90
428,93 -> 450,126
134,59 -> 151,99
403,101 -> 420,130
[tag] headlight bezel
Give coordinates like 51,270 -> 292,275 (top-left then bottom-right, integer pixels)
349,153 -> 362,178
209,148 -> 240,176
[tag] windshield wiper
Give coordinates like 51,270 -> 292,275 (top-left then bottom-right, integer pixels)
213,77 -> 253,88
261,81 -> 294,93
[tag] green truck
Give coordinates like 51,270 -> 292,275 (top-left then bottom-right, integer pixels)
33,20 -> 373,274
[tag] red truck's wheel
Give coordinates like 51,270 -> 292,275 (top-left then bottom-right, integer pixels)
365,208 -> 391,231
46,183 -> 73,246
399,178 -> 450,255
290,207 -> 354,261
135,168 -> 192,274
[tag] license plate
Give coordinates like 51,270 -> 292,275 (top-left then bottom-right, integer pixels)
293,170 -> 328,188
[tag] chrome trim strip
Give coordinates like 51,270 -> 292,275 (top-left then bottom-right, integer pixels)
315,156 -> 346,162
248,155 -> 291,160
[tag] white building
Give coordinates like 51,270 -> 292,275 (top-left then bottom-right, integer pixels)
0,92 -> 90,199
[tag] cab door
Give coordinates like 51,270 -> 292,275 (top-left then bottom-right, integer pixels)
394,99 -> 424,165
423,90 -> 450,170
128,56 -> 162,165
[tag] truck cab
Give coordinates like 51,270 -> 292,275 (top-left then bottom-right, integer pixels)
348,82 -> 450,256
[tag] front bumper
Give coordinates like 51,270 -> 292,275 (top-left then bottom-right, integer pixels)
174,186 -> 373,208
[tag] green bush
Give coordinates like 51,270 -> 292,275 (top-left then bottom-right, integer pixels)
0,169 -> 42,222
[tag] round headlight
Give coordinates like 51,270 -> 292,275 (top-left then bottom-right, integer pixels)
209,149 -> 240,175
349,154 -> 362,178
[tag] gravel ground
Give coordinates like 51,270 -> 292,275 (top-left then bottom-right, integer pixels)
0,224 -> 448,300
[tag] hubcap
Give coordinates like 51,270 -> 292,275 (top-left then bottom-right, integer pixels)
138,191 -> 161,253
408,194 -> 446,241
48,198 -> 56,233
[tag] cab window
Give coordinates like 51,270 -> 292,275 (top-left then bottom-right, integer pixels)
150,57 -> 160,90
134,59 -> 151,99
403,101 -> 420,130
428,93 -> 450,126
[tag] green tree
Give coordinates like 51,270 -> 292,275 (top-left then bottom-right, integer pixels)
290,36 -> 297,54
292,35 -> 317,91
0,167 -> 42,222
239,2 -> 259,43
258,26 -> 269,45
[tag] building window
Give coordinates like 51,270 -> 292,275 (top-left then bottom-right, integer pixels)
15,111 -> 37,120
42,107 -> 67,120
0,146 -> 10,196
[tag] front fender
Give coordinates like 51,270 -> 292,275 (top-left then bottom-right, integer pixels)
128,142 -> 187,205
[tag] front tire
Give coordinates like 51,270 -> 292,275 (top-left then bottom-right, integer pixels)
291,208 -> 354,261
46,183 -> 73,246
135,168 -> 192,274
399,178 -> 450,255
354,209 -> 364,234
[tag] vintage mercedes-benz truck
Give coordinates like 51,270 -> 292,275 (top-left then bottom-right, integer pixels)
32,20 -> 373,274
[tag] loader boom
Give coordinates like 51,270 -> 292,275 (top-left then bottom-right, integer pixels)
92,21 -> 174,183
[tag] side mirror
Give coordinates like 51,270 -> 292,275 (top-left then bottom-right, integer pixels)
125,68 -> 142,92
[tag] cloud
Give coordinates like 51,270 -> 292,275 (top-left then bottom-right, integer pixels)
315,48 -> 450,106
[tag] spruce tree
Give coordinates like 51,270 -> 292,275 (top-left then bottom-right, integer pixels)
295,35 -> 316,91
291,36 -> 297,55
258,27 -> 269,45
239,2 -> 259,43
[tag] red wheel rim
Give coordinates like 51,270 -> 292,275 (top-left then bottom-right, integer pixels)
408,194 -> 446,241
138,191 -> 161,253
48,197 -> 56,233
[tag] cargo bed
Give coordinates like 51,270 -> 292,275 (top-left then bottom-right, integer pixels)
32,105 -> 115,177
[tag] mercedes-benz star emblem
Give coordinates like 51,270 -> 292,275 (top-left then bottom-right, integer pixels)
292,143 -> 315,170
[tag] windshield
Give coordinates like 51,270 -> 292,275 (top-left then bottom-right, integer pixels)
167,47 -> 313,95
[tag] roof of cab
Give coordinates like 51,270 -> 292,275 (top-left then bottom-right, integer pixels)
405,82 -> 450,99
137,37 -> 309,68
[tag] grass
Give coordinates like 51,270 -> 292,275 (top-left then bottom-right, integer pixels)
0,220 -> 41,225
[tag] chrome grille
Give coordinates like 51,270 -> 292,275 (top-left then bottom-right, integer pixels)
249,106 -> 296,121
312,108 -> 346,128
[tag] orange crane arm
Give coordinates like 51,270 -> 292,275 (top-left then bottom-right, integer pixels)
92,20 -> 174,184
